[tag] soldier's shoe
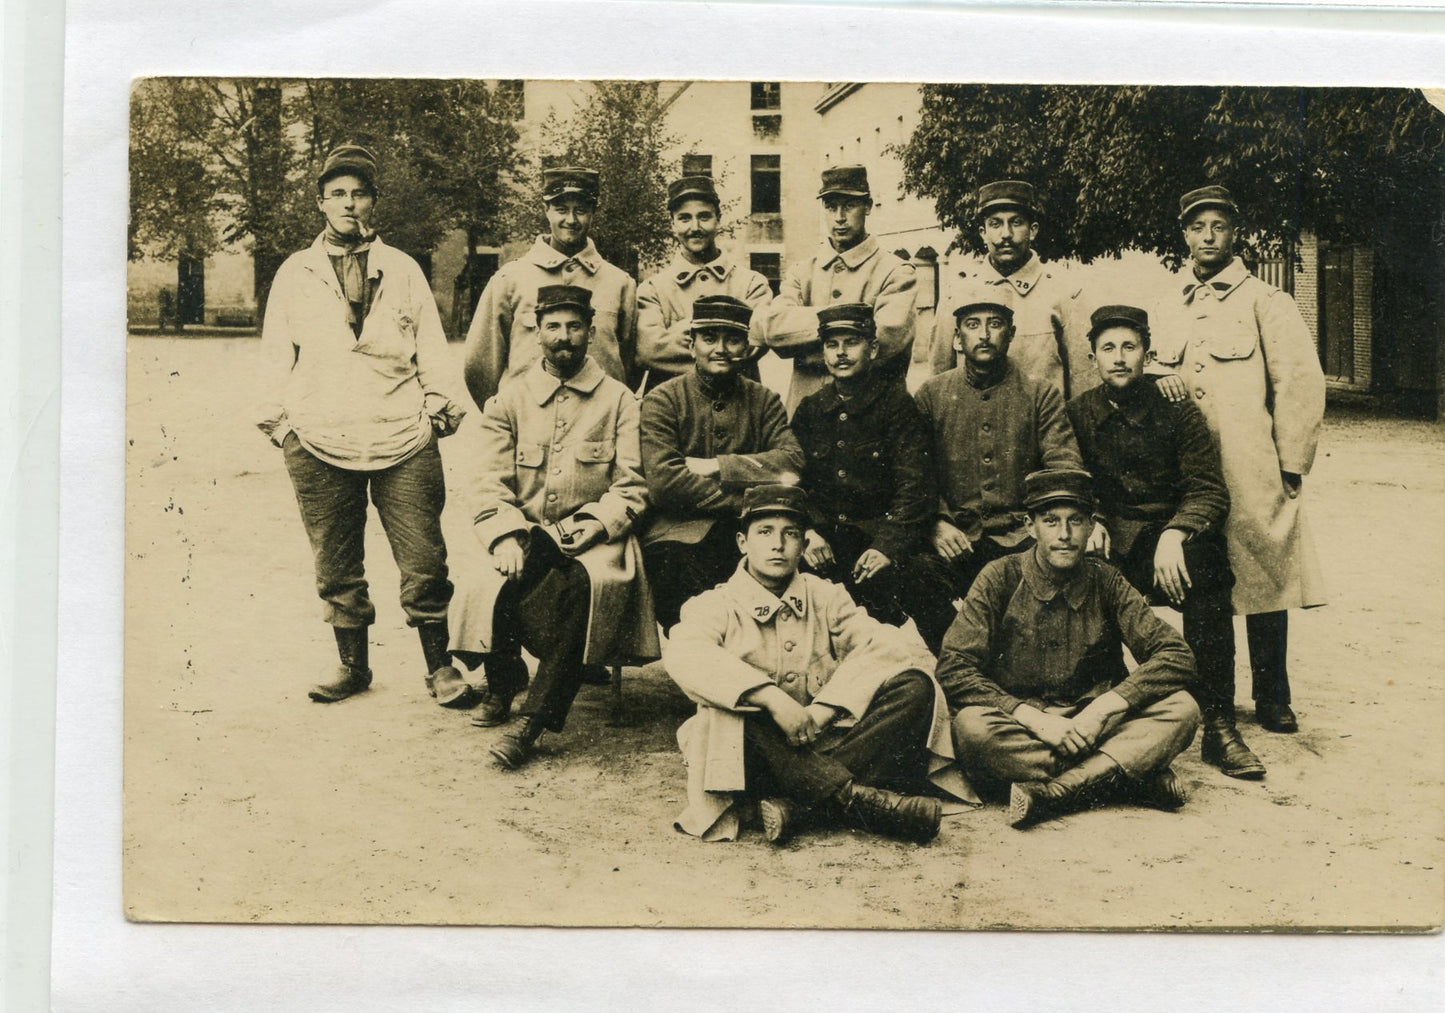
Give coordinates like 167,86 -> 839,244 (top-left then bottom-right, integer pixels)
308,664 -> 373,703
1125,765 -> 1189,812
426,665 -> 478,709
489,718 -> 543,770
470,689 -> 518,728
836,782 -> 942,844
1256,701 -> 1298,734
1201,717 -> 1266,779
1008,752 -> 1124,829
759,798 -> 809,846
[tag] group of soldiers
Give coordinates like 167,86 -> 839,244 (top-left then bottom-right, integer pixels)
257,142 -> 1326,846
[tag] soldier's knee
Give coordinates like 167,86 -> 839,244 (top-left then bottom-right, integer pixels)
951,706 -> 999,756
884,669 -> 934,710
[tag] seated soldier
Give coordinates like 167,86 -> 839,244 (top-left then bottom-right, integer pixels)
663,484 -> 971,845
448,285 -> 659,769
640,295 -> 805,633
912,283 -> 1083,653
1068,305 -> 1262,778
938,468 -> 1201,829
790,302 -> 952,642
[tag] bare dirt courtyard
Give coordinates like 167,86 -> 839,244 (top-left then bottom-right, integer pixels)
123,335 -> 1445,930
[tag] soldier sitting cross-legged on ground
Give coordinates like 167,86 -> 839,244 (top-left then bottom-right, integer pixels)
447,285 -> 659,770
937,468 -> 1202,829
663,484 -> 971,845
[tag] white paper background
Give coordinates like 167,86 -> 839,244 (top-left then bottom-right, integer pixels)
46,0 -> 1445,1009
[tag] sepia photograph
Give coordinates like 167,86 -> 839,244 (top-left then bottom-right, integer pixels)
121,74 -> 1445,931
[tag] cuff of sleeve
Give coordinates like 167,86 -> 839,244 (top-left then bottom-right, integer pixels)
583,502 -> 629,541
1111,682 -> 1144,711
998,694 -> 1025,716
475,508 -> 531,552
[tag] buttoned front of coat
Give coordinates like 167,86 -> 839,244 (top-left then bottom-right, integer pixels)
761,235 -> 917,411
914,362 -> 1082,547
448,356 -> 659,665
1152,257 -> 1326,614
931,252 -> 1092,399
639,371 -> 804,546
461,235 -> 637,410
635,251 -> 773,382
664,564 -> 973,839
791,378 -> 935,561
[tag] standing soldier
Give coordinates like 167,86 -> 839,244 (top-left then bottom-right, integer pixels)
257,144 -> 470,707
462,166 -> 637,409
931,180 -> 1092,401
761,165 -> 917,412
1153,185 -> 1326,734
635,173 -> 773,393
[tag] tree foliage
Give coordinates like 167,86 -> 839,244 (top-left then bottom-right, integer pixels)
899,85 -> 1445,267
531,82 -> 682,276
129,77 -> 526,312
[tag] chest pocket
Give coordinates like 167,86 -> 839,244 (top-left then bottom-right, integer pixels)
575,440 -> 615,465
516,443 -> 545,468
1199,301 -> 1259,361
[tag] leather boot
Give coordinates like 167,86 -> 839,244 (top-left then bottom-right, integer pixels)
1008,752 -> 1124,829
834,781 -> 942,844
1201,712 -> 1266,779
309,627 -> 372,703
471,654 -> 531,727
759,798 -> 810,846
489,717 -> 543,769
1125,765 -> 1189,811
419,623 -> 477,708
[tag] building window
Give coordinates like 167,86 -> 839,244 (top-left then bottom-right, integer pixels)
750,82 -> 781,111
1319,241 -> 1356,383
681,153 -> 713,177
752,115 -> 781,140
751,252 -> 782,296
751,154 -> 781,215
494,80 -> 524,120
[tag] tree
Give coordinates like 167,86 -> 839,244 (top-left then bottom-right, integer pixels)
129,77 -> 526,319
899,85 -> 1445,268
532,82 -> 682,277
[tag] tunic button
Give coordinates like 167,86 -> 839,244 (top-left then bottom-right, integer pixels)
547,492 -> 557,501
837,513 -> 848,523
552,467 -> 562,475
553,444 -> 563,452
836,440 -> 846,449
784,672 -> 798,682
839,412 -> 848,421
982,454 -> 992,463
981,422 -> 992,433
1194,362 -> 1205,372
713,402 -> 725,412
837,469 -> 847,479
1195,388 -> 1206,399
831,289 -> 842,298
784,641 -> 796,651
981,393 -> 991,401
558,393 -> 568,401
834,263 -> 844,272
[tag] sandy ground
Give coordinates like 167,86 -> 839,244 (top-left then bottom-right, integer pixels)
123,335 -> 1445,930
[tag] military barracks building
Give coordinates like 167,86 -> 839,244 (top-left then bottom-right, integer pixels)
126,81 -> 1445,417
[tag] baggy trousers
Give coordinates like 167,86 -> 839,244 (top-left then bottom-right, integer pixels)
1113,526 -> 1238,718
742,670 -> 934,806
643,521 -> 741,634
486,534 -> 592,733
283,432 -> 452,628
953,690 -> 1200,791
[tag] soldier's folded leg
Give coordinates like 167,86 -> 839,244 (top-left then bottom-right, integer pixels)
952,705 -> 1059,794
1094,690 -> 1201,780
816,670 -> 934,791
513,544 -> 592,734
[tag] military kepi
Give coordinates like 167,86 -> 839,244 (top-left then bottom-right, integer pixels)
542,166 -> 601,203
817,302 -> 876,337
952,280 -> 1015,321
1023,468 -> 1096,512
817,165 -> 870,199
977,180 -> 1037,218
535,284 -> 594,318
690,295 -> 753,333
1088,304 -> 1151,342
1178,184 -> 1237,222
667,174 -> 719,211
739,483 -> 809,524
319,144 -> 378,189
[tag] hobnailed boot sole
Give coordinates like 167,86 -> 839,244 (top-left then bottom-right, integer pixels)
759,798 -> 798,846
1008,782 -> 1045,828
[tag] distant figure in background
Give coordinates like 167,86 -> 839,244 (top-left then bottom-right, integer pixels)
157,287 -> 176,333
256,144 -> 470,707
931,180 -> 1092,401
1153,185 -> 1327,734
462,166 -> 637,409
635,173 -> 773,393
761,165 -> 916,412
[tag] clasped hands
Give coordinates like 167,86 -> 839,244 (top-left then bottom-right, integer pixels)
1015,691 -> 1129,761
748,684 -> 839,748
